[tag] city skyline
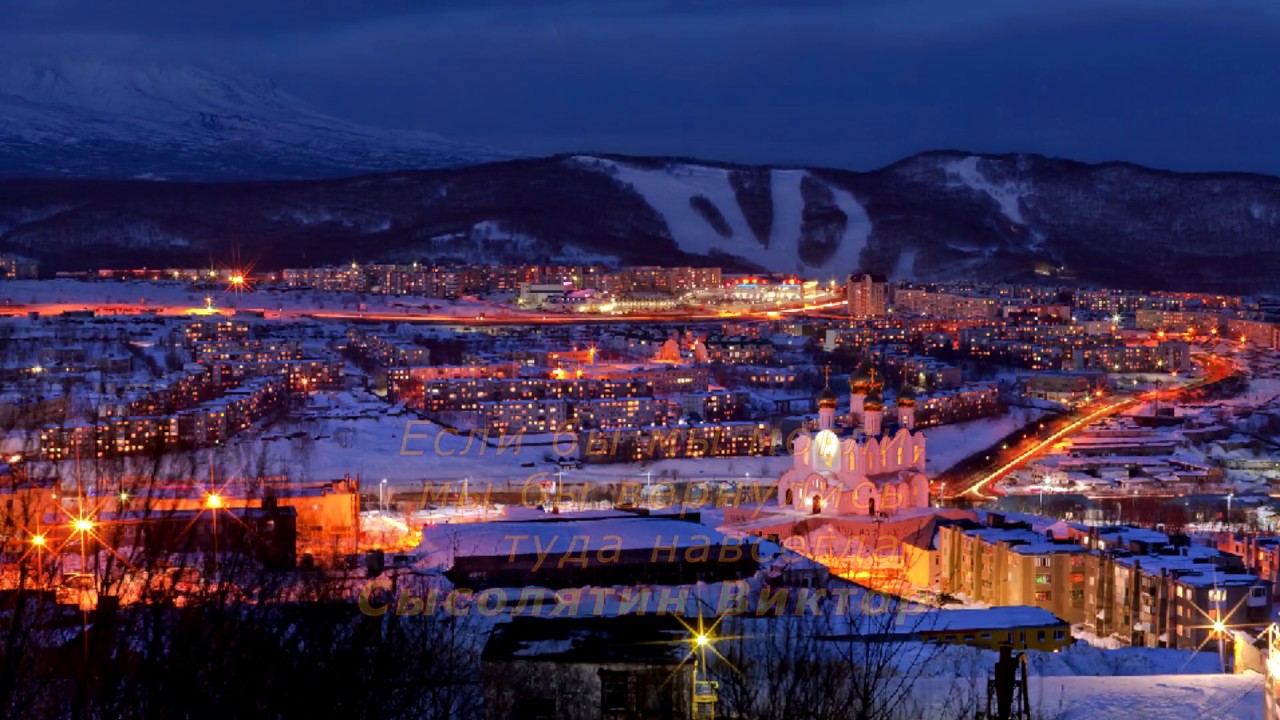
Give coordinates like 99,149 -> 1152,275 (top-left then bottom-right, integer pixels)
3,3 -> 1280,718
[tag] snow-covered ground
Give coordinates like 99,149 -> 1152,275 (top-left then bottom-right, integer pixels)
0,57 -> 505,180
14,386 -> 1042,492
573,157 -> 871,276
254,396 -> 1036,492
943,156 -> 1030,226
908,638 -> 1258,718
924,406 -> 1050,476
1228,377 -> 1280,408
916,673 -> 1262,720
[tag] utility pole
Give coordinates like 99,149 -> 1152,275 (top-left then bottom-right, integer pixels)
984,645 -> 1031,720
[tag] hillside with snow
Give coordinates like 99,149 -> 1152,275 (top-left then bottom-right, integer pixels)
573,157 -> 872,276
0,58 -> 507,179
1,149 -> 1279,292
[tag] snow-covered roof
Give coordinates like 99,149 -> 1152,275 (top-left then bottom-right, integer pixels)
416,513 -> 751,570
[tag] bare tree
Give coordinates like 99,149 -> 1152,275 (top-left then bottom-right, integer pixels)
711,583 -> 957,720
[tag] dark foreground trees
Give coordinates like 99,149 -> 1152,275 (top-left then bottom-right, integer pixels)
0,587 -> 484,720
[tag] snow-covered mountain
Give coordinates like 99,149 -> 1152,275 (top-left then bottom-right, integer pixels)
0,58 -> 507,179
570,157 -> 873,277
567,153 -> 1280,289
2,151 -> 1279,293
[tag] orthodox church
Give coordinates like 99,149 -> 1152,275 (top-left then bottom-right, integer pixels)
776,367 -> 930,517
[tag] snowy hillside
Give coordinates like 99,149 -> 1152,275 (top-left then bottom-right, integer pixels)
0,58 -> 507,179
2,150 -> 1279,292
575,157 -> 871,276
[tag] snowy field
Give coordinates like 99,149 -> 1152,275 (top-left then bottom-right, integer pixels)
251,396 -> 1047,492
916,673 -> 1262,720
924,406 -> 1050,476
12,383 -> 1034,488
9,357 -> 1054,503
1228,377 -> 1280,408
907,640 -> 1257,719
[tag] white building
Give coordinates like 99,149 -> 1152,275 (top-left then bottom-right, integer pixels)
776,380 -> 929,517
518,282 -> 573,308
847,272 -> 888,318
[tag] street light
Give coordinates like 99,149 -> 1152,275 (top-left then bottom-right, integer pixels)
380,478 -> 388,512
687,625 -> 719,716
1226,493 -> 1234,528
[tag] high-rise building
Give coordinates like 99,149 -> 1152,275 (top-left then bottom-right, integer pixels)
848,272 -> 888,318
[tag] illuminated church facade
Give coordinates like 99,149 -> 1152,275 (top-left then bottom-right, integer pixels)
776,371 -> 929,517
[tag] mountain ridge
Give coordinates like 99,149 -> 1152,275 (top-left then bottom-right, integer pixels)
2,150 -> 1278,294
0,57 -> 509,180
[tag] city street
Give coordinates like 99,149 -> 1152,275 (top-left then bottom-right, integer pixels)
944,352 -> 1241,502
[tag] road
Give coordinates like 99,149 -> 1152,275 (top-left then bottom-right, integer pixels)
0,298 -> 848,326
946,352 -> 1240,502
952,398 -> 1134,501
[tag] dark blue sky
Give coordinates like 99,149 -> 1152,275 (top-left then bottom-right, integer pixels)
4,0 -> 1279,173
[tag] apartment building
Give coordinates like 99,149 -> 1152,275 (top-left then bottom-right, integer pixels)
937,514 -> 1087,624
1226,317 -> 1280,348
1134,309 -> 1222,333
893,286 -> 999,319
939,516 -> 1272,651
1215,532 -> 1280,598
1079,526 -> 1271,650
912,384 -> 1000,427
477,399 -> 572,435
1071,342 -> 1190,373
582,421 -> 772,463
680,390 -> 748,422
848,273 -> 889,318
576,397 -> 662,430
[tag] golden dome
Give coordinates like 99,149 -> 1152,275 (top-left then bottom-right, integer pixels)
817,384 -> 838,409
864,389 -> 884,411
